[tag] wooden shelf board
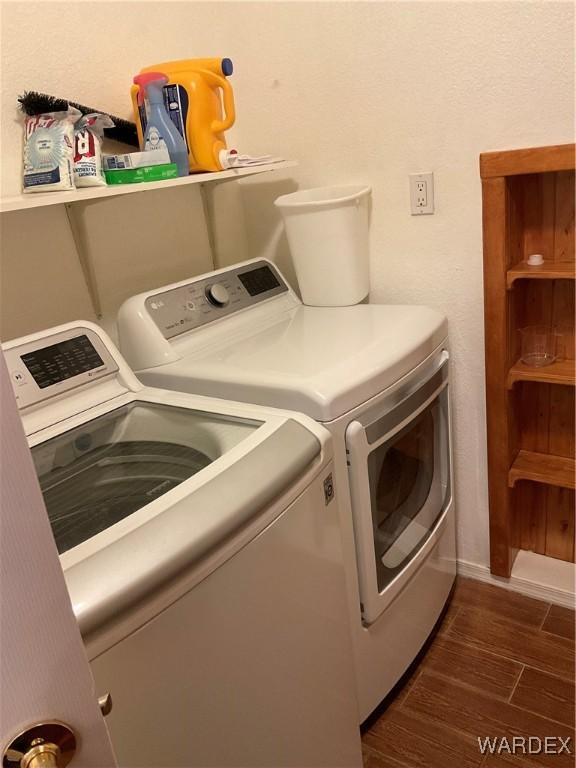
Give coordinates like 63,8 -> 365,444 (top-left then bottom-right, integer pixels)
509,450 -> 576,490
508,358 -> 576,388
480,143 -> 575,178
507,261 -> 575,288
0,160 -> 298,213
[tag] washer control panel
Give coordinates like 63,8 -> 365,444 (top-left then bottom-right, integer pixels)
145,260 -> 289,340
4,326 -> 119,410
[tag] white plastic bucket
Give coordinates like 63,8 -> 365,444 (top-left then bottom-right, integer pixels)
275,185 -> 371,306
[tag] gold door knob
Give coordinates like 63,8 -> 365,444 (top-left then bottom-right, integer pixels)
20,740 -> 60,768
3,723 -> 76,768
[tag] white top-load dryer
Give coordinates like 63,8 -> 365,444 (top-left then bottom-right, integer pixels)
3,321 -> 362,767
118,258 -> 457,722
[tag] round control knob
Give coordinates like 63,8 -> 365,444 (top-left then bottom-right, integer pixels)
205,283 -> 230,307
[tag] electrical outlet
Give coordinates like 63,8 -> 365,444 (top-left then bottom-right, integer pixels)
409,172 -> 434,215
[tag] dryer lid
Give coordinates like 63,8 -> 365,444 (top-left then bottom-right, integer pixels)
140,304 -> 448,421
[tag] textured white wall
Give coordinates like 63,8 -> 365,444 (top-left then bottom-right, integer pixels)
1,1 -> 574,568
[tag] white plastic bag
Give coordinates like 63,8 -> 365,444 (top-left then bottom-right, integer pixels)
74,113 -> 114,187
23,108 -> 80,193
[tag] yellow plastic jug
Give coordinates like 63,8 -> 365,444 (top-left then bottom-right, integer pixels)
131,58 -> 236,173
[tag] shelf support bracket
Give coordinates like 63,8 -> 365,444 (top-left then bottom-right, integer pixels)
64,203 -> 103,319
198,182 -> 217,272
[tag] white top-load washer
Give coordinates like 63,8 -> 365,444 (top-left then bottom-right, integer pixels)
3,321 -> 362,767
118,258 -> 457,722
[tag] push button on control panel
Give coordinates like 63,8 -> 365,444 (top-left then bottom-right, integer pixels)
206,283 -> 230,307
12,370 -> 26,386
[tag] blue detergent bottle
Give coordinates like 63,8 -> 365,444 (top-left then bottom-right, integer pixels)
133,72 -> 189,177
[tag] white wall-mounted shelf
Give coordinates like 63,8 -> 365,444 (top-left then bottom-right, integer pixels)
0,160 -> 297,213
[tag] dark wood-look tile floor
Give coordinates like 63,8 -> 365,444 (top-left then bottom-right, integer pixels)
362,577 -> 575,768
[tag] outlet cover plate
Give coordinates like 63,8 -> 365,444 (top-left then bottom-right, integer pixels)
409,172 -> 434,215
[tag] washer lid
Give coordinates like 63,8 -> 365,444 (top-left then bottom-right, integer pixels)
32,400 -> 259,555
32,396 -> 321,642
141,305 -> 448,421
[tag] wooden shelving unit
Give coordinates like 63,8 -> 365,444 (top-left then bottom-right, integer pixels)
507,261 -> 575,288
481,143 -> 575,577
509,451 -> 576,490
507,358 -> 576,388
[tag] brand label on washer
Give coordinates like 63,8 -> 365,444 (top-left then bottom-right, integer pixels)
324,474 -> 335,505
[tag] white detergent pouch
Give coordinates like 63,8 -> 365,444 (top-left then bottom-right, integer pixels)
23,108 -> 80,192
74,113 -> 114,187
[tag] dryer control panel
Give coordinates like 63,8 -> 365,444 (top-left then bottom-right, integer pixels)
4,326 -> 119,410
144,260 -> 289,340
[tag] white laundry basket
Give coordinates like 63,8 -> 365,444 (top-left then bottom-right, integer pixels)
275,185 -> 371,306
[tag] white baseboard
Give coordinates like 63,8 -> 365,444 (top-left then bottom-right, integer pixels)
457,552 -> 575,609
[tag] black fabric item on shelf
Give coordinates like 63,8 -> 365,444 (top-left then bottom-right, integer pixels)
18,91 -> 139,147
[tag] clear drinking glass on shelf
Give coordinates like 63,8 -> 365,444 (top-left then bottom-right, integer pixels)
519,325 -> 561,367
